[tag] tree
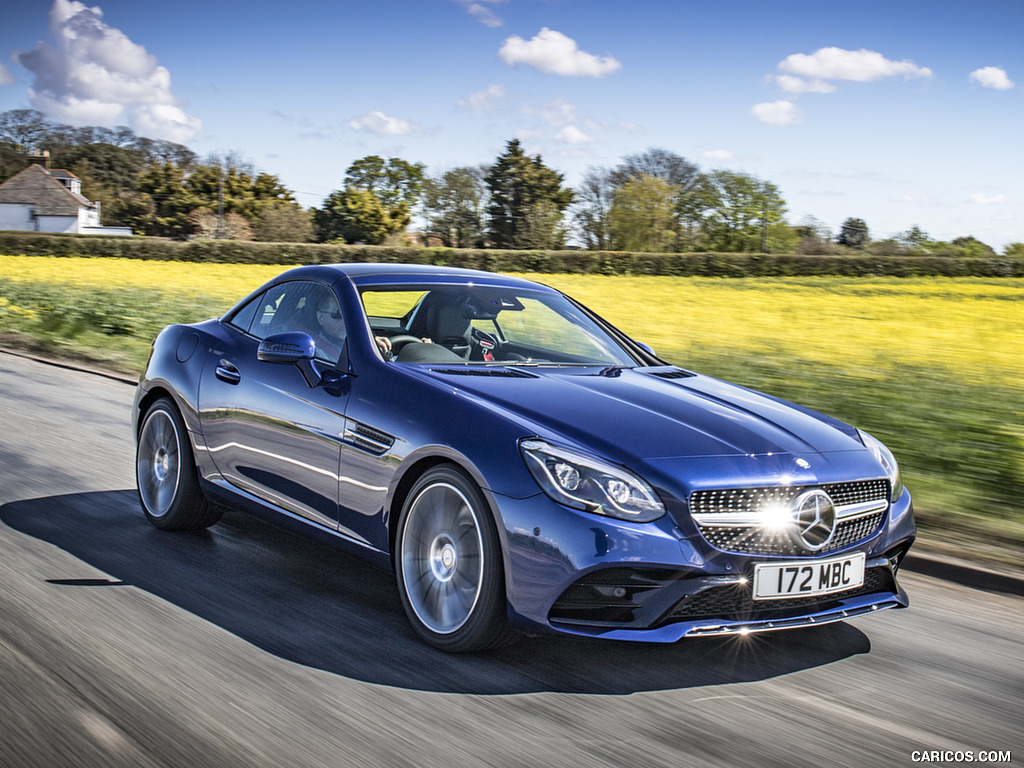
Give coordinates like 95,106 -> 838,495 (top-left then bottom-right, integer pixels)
608,175 -> 679,252
344,155 -> 425,212
610,148 -> 703,251
421,166 -> 487,248
515,200 -> 570,250
794,215 -> 837,255
1003,242 -> 1024,257
315,155 -> 425,243
897,224 -> 931,248
52,142 -> 145,196
314,188 -> 400,244
189,209 -> 254,240
485,139 -> 573,249
252,202 -> 314,243
0,108 -> 49,149
183,163 -> 295,222
132,136 -> 197,168
838,217 -> 870,248
700,170 -> 787,252
135,163 -> 200,238
609,147 -> 700,193
0,142 -> 27,183
571,167 -> 615,250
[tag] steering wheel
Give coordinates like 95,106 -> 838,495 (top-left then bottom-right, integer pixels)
386,335 -> 423,355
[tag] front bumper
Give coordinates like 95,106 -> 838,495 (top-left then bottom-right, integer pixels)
495,486 -> 915,641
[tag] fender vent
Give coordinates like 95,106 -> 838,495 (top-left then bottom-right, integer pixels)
342,421 -> 394,455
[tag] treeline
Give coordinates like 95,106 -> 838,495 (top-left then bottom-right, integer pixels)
2,232 -> 1022,278
2,108 -> 1020,257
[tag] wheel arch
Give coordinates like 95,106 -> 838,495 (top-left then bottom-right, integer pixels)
135,385 -> 174,437
386,450 -> 508,570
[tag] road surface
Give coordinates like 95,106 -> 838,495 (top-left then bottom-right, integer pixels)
0,352 -> 1020,768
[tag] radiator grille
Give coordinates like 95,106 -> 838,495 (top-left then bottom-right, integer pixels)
689,479 -> 889,555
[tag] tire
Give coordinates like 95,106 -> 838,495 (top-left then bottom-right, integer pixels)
395,465 -> 516,652
136,397 -> 222,531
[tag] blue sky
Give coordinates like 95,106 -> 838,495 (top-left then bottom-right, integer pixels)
1,0 -> 1021,249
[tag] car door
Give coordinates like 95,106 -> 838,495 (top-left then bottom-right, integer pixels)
199,279 -> 352,533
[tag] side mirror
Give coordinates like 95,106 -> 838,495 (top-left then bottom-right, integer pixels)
258,332 -> 322,387
636,341 -> 656,357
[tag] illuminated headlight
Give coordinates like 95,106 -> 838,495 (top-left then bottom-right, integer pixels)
520,439 -> 665,523
858,429 -> 904,503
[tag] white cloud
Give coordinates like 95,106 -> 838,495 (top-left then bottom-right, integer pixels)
459,84 -> 506,113
498,28 -> 621,78
15,0 -> 200,141
453,0 -> 505,27
540,98 -> 577,127
554,125 -> 593,144
0,63 -> 15,86
702,149 -> 736,162
131,103 -> 202,144
771,74 -> 836,95
969,66 -> 1014,90
970,193 -> 1006,205
778,47 -> 932,83
751,100 -> 802,127
349,110 -> 419,136
30,89 -> 127,125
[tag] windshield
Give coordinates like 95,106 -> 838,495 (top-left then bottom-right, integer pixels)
360,285 -> 638,366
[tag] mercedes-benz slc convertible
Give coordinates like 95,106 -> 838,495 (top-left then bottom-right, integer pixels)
133,263 -> 915,651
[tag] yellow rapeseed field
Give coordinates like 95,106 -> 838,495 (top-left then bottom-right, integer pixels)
2,254 -> 1022,389
531,273 -> 1024,389
0,254 -> 282,304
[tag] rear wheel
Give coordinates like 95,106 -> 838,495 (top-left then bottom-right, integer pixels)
395,465 -> 515,652
136,397 -> 221,530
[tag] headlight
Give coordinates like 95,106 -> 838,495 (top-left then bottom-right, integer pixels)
858,429 -> 904,503
519,439 -> 665,522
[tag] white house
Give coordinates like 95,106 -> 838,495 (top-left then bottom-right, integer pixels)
0,159 -> 133,236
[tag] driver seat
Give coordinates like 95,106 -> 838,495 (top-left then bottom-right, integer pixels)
430,302 -> 472,359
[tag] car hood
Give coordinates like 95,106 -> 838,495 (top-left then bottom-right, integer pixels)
416,365 -> 864,461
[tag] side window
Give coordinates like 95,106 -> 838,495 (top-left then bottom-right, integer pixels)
308,287 -> 346,365
249,281 -> 346,365
225,292 -> 263,333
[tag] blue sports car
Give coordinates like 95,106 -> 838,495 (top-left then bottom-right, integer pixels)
133,263 -> 915,651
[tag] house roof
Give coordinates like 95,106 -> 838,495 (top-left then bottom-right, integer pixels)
0,163 -> 95,216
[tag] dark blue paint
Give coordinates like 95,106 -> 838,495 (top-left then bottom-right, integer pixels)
134,264 -> 915,642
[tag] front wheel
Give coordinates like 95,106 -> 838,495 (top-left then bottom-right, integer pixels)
395,465 -> 515,652
136,397 -> 221,531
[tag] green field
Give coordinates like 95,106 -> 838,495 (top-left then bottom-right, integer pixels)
2,255 -> 1022,554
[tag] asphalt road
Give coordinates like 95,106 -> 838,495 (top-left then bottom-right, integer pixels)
0,352 -> 1020,768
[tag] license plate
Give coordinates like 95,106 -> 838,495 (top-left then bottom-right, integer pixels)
752,553 -> 866,601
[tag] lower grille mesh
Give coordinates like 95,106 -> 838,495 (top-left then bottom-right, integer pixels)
663,566 -> 894,624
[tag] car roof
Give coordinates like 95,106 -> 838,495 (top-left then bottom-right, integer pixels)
274,263 -> 557,292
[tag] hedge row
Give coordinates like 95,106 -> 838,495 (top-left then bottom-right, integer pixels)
3,231 -> 1023,277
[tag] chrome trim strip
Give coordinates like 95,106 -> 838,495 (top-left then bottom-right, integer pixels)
693,499 -> 888,528
836,500 -> 888,519
691,512 -> 771,527
683,599 -> 903,637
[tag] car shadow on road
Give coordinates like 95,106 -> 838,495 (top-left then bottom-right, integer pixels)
1,490 -> 872,695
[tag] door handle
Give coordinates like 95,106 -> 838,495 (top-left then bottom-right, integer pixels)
215,359 -> 241,384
